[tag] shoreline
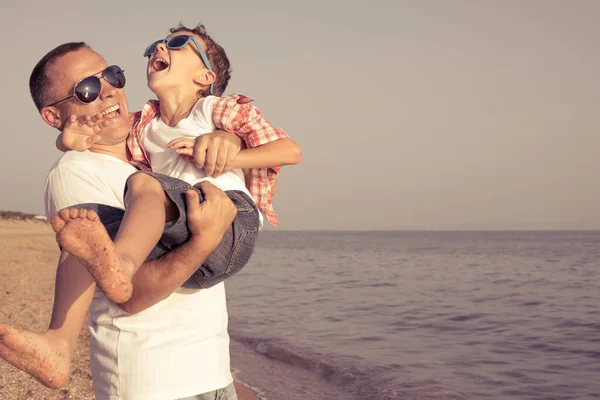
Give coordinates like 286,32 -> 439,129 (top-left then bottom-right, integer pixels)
0,219 -> 261,400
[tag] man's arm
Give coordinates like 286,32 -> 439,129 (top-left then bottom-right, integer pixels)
118,181 -> 237,314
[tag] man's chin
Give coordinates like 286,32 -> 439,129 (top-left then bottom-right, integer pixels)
97,115 -> 131,139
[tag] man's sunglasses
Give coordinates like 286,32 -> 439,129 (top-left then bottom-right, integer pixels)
143,34 -> 213,94
46,65 -> 126,107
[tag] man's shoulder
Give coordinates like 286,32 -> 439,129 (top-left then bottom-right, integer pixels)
48,151 -> 134,180
48,151 -> 102,173
54,149 -> 93,163
46,152 -> 96,187
44,151 -> 132,217
46,151 -> 88,174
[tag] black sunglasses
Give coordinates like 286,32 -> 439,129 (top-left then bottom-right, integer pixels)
46,65 -> 126,107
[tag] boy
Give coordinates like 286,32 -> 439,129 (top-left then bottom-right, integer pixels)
57,24 -> 301,303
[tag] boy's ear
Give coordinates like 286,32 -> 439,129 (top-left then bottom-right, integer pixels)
193,70 -> 216,87
40,106 -> 64,130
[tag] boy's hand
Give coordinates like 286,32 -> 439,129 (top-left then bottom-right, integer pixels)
61,114 -> 107,151
185,182 -> 237,249
168,131 -> 243,178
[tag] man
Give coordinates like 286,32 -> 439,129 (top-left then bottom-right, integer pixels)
0,42 -> 242,399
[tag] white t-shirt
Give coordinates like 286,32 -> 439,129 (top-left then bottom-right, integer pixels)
143,97 -> 255,191
143,96 -> 247,191
44,150 -> 233,400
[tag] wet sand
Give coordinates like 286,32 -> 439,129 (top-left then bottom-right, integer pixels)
0,219 -> 259,400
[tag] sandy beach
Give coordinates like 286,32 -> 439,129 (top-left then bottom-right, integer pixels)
0,219 -> 259,400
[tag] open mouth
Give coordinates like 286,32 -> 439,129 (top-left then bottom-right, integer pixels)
152,57 -> 169,72
100,104 -> 120,119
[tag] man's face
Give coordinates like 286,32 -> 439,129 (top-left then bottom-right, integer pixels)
45,48 -> 131,143
146,32 -> 212,96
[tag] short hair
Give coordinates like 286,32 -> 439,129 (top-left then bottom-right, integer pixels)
169,24 -> 232,97
29,42 -> 90,111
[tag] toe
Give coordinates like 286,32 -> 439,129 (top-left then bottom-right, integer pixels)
50,213 -> 66,233
87,210 -> 99,221
58,208 -> 71,222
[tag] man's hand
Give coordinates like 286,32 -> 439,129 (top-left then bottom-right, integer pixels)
168,130 -> 243,177
185,181 -> 237,249
61,114 -> 109,151
121,182 -> 237,314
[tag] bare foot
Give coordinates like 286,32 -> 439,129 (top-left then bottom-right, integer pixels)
51,208 -> 133,304
0,324 -> 70,389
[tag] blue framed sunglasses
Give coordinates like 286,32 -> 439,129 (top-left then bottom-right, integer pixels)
144,34 -> 213,94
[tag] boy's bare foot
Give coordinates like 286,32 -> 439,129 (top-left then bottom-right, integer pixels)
51,208 -> 133,303
0,324 -> 70,389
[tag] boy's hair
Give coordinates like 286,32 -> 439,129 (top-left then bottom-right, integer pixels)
30,42 -> 90,111
169,24 -> 232,97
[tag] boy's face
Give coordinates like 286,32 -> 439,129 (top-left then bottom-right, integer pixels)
146,32 -> 214,97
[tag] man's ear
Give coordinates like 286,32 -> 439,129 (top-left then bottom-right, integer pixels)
40,106 -> 63,130
193,70 -> 216,87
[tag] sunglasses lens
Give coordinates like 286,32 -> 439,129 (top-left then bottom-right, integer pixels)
74,76 -> 101,103
104,66 -> 126,89
166,35 -> 190,49
144,40 -> 162,57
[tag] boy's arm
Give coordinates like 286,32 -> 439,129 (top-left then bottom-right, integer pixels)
169,130 -> 243,177
232,137 -> 301,169
168,95 -> 302,175
118,182 -> 237,314
212,95 -> 301,169
169,134 -> 300,172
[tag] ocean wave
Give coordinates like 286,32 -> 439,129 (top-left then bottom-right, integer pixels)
230,332 -> 448,400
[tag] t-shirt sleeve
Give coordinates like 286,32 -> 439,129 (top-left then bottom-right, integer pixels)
44,162 -> 118,218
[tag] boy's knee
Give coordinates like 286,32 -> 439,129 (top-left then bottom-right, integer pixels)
125,174 -> 166,204
128,173 -> 163,193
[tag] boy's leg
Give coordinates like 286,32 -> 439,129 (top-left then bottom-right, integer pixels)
51,172 -> 257,303
114,172 -> 179,273
119,177 -> 259,289
53,172 -> 178,304
0,231 -> 96,389
185,189 -> 259,289
0,188 -> 186,390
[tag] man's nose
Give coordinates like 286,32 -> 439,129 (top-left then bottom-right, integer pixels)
98,80 -> 117,101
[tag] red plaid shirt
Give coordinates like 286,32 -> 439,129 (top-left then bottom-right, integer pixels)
128,94 -> 288,226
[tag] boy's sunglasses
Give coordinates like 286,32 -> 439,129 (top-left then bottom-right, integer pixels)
46,65 -> 126,107
144,34 -> 213,94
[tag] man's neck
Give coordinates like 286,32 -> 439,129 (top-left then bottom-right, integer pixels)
89,141 -> 130,163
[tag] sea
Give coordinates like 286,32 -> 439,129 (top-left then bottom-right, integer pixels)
225,231 -> 600,400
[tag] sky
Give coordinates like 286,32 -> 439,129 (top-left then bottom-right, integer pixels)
0,0 -> 599,230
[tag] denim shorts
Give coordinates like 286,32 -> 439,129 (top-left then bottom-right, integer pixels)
177,382 -> 238,400
73,171 -> 259,289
